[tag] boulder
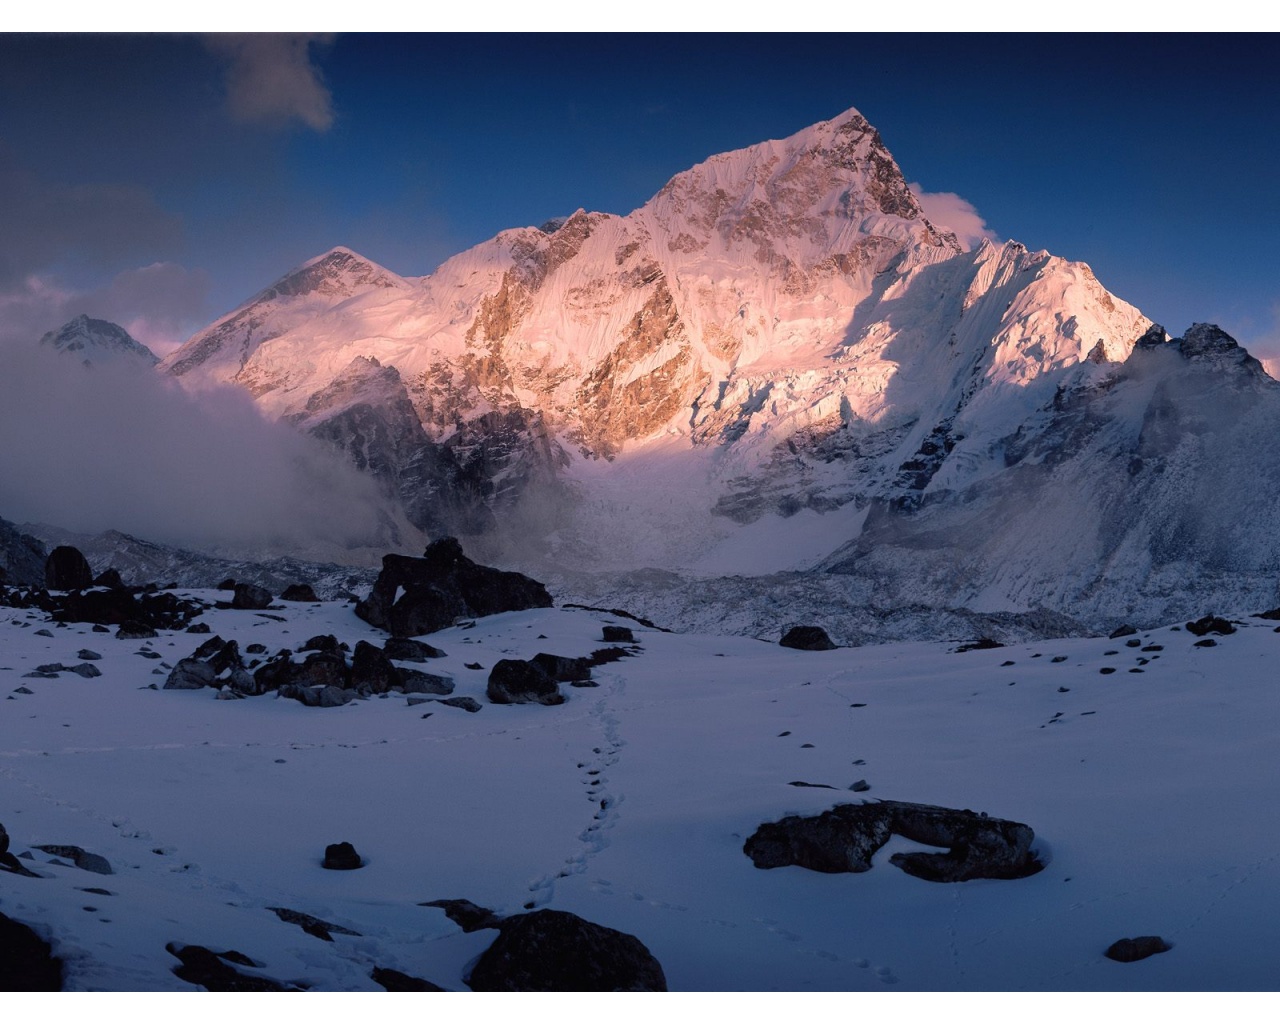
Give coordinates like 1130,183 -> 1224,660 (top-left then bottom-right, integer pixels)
1104,936 -> 1172,963
399,669 -> 454,695
33,843 -> 112,875
780,626 -> 837,650
44,546 -> 93,590
351,640 -> 400,694
431,696 -> 482,713
383,637 -> 446,661
530,653 -> 593,683
467,909 -> 666,992
322,841 -> 363,870
231,583 -> 272,610
116,621 -> 157,639
1185,615 -> 1235,637
93,567 -> 125,589
419,898 -> 503,932
167,943 -> 286,991
355,537 -> 552,637
602,625 -> 634,643
300,634 -> 341,653
371,966 -> 444,991
1108,624 -> 1138,639
0,911 -> 62,991
487,659 -> 564,705
280,583 -> 319,602
744,799 -> 1042,882
165,659 -> 217,690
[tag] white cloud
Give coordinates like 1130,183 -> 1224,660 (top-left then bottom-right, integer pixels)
908,182 -> 999,251
205,34 -> 335,132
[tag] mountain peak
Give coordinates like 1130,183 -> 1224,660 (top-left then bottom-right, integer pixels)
263,246 -> 407,302
39,315 -> 159,367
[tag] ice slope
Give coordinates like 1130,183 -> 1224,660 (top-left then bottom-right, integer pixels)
2,595 -> 1276,991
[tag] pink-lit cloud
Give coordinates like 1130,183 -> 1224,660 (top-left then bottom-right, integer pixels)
908,182 -> 999,251
205,34 -> 336,132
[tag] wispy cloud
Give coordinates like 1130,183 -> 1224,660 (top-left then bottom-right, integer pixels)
205,34 -> 336,133
908,183 -> 999,251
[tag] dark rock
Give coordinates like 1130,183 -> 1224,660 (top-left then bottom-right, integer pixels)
371,966 -> 444,991
231,583 -> 272,610
788,781 -> 836,789
1255,607 -> 1280,620
1104,936 -> 1172,963
1109,624 -> 1138,639
299,634 -> 341,653
280,584 -> 320,602
44,546 -> 93,591
245,643 -> 267,654
779,625 -> 837,650
1186,615 -> 1235,637
33,844 -> 112,875
464,662 -> 483,670
76,649 -> 101,660
322,841 -> 363,870
487,658 -> 563,705
432,696 -> 481,713
116,620 -> 157,639
744,799 -> 1042,882
165,659 -> 217,690
355,537 -> 553,637
216,578 -> 237,591
602,625 -> 634,643
419,898 -> 503,932
531,652 -> 593,683
955,637 -> 1003,652
0,911 -> 63,991
280,683 -> 354,708
268,906 -> 361,942
66,663 -> 101,678
351,640 -> 401,694
399,669 -> 454,695
586,647 -> 634,666
92,568 -> 125,589
467,909 -> 666,992
293,651 -> 350,690
186,622 -> 211,634
850,779 -> 871,792
90,624 -> 108,633
383,637 -> 446,661
1193,638 -> 1218,648
167,943 -> 286,991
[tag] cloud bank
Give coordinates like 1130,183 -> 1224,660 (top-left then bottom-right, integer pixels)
0,341 -> 416,560
909,182 -> 999,250
205,34 -> 336,132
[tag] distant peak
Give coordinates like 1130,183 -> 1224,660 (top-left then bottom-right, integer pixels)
39,315 -> 159,366
264,246 -> 407,301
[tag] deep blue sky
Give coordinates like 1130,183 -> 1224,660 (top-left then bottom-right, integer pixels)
1,33 -> 1277,358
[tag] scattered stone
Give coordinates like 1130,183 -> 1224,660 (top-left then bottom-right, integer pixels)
245,643 -> 267,654
1109,624 -> 1138,639
355,537 -> 553,637
383,637 -> 446,661
1104,936 -> 1172,963
21,671 -> 58,679
280,584 -> 319,602
744,799 -> 1042,882
1099,667 -> 1116,674
487,659 -> 563,705
467,909 -> 667,992
322,842 -> 363,870
1125,638 -> 1142,648
1255,607 -> 1280,620
954,637 -> 1003,652
33,844 -> 112,875
531,652 -> 593,683
432,696 -> 482,713
13,686 -> 34,694
399,669 -> 454,695
850,780 -> 871,792
268,906 -> 361,942
789,781 -> 836,789
779,626 -> 837,651
586,647 -> 633,666
464,662 -> 483,670
1185,615 -> 1235,637
602,625 -> 634,643
66,663 -> 101,678
77,649 -> 101,660
44,546 -> 93,591
185,623 -> 211,634
231,583 -> 272,610
35,628 -> 54,637
116,621 -> 157,640
1193,638 -> 1218,648
167,943 -> 286,991
300,634 -> 341,653
0,911 -> 63,991
419,898 -> 503,932
371,966 -> 445,991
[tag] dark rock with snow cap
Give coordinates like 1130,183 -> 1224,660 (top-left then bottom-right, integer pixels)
398,669 -> 454,695
779,625 -> 837,650
355,537 -> 552,637
167,943 -> 287,992
467,909 -> 667,991
487,659 -> 563,705
165,659 -> 217,690
44,546 -> 93,591
34,843 -> 112,875
744,799 -> 1042,882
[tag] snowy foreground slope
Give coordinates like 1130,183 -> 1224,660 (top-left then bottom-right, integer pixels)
2,595 -> 1276,991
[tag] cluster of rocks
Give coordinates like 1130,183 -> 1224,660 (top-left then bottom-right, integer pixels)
356,537 -> 552,637
743,799 -> 1043,882
164,633 -> 456,708
420,901 -> 666,991
487,644 -> 636,706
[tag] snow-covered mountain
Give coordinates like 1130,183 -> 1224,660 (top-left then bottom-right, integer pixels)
154,107 -> 1280,629
40,315 -> 159,368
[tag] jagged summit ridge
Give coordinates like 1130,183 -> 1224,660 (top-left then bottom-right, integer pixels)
40,315 -> 159,367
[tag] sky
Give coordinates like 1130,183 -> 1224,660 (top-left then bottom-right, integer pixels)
1,31 -> 1278,361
